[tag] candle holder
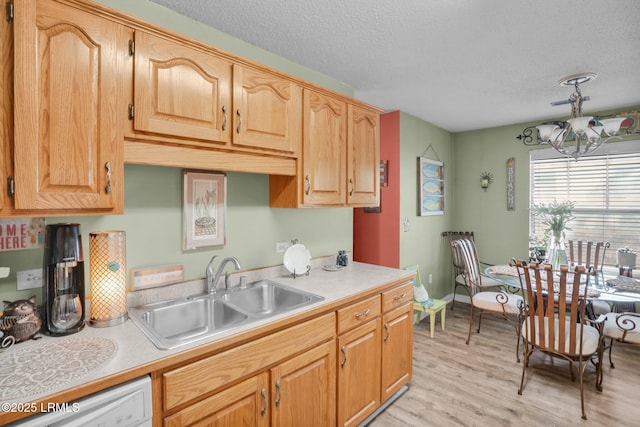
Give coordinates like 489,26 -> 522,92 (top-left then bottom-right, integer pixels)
89,231 -> 128,327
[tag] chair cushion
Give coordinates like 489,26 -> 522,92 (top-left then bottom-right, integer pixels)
603,313 -> 640,344
473,292 -> 522,314
521,316 -> 600,355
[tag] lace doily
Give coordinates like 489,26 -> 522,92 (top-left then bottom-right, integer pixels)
0,335 -> 116,400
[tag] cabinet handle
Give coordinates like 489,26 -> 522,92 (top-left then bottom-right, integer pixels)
104,162 -> 112,194
236,109 -> 242,133
384,323 -> 390,342
222,105 -> 227,131
394,293 -> 406,301
354,308 -> 370,319
305,175 -> 311,195
349,178 -> 354,196
275,380 -> 281,407
341,346 -> 347,368
261,388 -> 267,416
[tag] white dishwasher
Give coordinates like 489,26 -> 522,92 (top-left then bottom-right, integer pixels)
11,375 -> 152,427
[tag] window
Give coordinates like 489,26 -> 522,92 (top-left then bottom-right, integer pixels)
530,141 -> 640,266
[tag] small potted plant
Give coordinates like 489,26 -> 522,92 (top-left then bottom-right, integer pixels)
617,247 -> 637,268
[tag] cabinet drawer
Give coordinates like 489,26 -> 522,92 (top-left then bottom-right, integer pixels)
381,282 -> 413,313
163,312 -> 335,411
337,295 -> 381,334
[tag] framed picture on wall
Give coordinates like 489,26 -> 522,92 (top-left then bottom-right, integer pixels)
183,171 -> 226,250
418,157 -> 444,216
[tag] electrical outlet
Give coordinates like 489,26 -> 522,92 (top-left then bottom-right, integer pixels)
17,268 -> 43,291
428,273 -> 433,284
275,241 -> 290,253
403,217 -> 410,232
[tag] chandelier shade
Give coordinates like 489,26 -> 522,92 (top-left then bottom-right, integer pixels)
517,73 -> 627,160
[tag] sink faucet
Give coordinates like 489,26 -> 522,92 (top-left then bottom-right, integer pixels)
206,256 -> 242,293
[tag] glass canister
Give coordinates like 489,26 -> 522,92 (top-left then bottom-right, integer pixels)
337,250 -> 349,267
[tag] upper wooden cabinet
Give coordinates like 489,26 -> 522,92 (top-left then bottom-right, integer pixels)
131,31 -> 301,156
269,89 -> 380,208
132,31 -> 232,145
232,65 -> 302,154
348,104 -> 380,206
9,0 -> 132,213
302,89 -> 348,205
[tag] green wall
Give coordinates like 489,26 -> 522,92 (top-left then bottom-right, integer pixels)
398,112 -> 454,298
0,166 -> 352,302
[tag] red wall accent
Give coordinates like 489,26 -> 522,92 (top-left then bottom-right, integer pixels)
353,111 -> 400,268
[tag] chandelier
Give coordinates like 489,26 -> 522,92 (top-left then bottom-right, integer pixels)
516,73 -> 626,160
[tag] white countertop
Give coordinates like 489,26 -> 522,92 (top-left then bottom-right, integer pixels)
0,260 -> 414,412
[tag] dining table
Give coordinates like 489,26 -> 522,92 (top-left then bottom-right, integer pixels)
484,264 -> 640,313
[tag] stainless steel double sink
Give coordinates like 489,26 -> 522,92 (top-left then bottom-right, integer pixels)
129,280 -> 324,350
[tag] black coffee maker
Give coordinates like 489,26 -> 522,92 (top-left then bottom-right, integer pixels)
42,223 -> 85,335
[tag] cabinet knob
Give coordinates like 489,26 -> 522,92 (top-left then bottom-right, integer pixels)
104,162 -> 112,194
221,105 -> 228,131
260,388 -> 267,416
275,380 -> 281,407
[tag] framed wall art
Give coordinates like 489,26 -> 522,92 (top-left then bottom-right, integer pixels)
418,157 -> 444,216
183,171 -> 226,250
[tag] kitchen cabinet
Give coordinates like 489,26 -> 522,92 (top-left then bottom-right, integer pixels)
337,295 -> 382,427
336,282 -> 413,426
160,314 -> 335,426
131,32 -> 301,156
132,30 -> 232,145
9,0 -> 131,213
232,64 -> 302,155
380,283 -> 414,402
347,104 -> 380,206
269,89 -> 381,208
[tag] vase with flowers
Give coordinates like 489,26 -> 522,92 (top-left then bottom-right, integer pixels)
533,200 -> 575,269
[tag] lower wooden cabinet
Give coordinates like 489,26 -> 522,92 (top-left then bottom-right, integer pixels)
337,317 -> 382,427
271,340 -> 336,426
164,341 -> 335,427
381,303 -> 413,402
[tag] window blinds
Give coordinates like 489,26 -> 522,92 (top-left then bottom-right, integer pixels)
530,141 -> 640,266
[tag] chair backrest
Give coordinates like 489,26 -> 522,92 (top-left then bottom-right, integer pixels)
567,240 -> 610,275
452,238 -> 482,292
515,260 -> 589,356
443,231 -> 475,275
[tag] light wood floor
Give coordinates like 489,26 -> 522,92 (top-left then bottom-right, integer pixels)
370,304 -> 640,426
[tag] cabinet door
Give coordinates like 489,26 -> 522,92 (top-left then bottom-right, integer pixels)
302,89 -> 347,206
337,318 -> 381,427
134,31 -> 232,144
164,373 -> 269,427
271,340 -> 336,427
13,0 -> 131,211
347,105 -> 380,206
381,303 -> 413,402
233,65 -> 301,154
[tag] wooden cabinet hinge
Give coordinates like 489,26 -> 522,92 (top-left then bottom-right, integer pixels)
6,1 -> 14,23
128,104 -> 134,120
7,176 -> 14,197
128,39 -> 135,56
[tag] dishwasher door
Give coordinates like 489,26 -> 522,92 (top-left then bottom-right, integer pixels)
11,375 -> 152,427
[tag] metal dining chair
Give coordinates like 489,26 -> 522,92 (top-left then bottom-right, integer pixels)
452,239 -> 523,361
602,312 -> 640,368
514,260 -> 605,420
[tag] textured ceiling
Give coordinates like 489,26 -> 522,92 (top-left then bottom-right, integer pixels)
147,0 -> 640,133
